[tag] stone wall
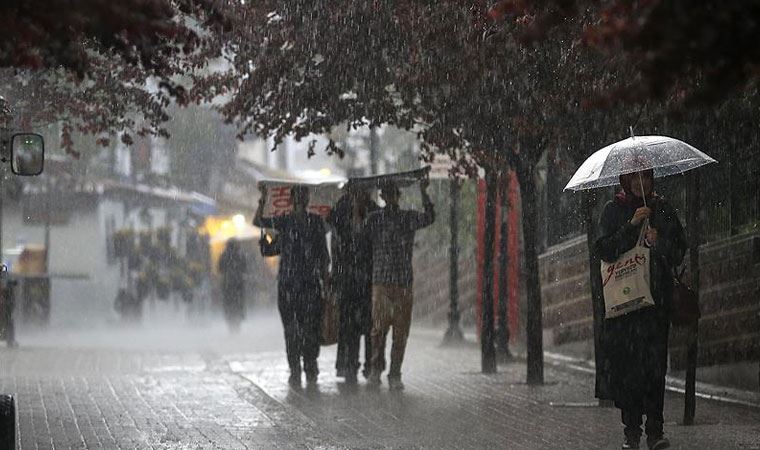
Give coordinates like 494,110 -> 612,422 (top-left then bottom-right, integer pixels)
539,231 -> 760,370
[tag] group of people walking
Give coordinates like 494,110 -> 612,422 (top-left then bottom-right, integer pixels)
241,167 -> 684,449
253,177 -> 434,391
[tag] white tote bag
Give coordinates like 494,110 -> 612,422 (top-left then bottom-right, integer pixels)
601,223 -> 655,319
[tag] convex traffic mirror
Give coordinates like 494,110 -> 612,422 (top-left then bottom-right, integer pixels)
11,133 -> 44,176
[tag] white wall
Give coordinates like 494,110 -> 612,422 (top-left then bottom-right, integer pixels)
2,196 -> 188,329
2,199 -> 120,328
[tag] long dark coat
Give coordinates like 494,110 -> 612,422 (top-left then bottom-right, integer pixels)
594,194 -> 687,410
219,241 -> 247,319
328,195 -> 378,372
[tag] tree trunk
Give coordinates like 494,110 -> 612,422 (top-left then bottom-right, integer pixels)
481,169 -> 498,373
517,161 -> 544,385
496,171 -> 512,360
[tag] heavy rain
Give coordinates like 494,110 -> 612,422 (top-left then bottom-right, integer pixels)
0,1 -> 759,449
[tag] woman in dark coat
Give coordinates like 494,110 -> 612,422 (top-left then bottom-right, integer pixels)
219,239 -> 247,333
328,185 -> 378,384
595,170 -> 687,450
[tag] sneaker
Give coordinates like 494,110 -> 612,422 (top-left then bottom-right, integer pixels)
387,376 -> 405,391
647,437 -> 670,450
622,436 -> 640,449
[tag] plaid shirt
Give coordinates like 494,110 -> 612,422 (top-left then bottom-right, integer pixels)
366,200 -> 434,288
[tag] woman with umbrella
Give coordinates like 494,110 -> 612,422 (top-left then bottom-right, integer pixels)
595,169 -> 686,450
565,134 -> 715,450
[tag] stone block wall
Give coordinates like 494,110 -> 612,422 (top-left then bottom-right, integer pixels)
539,232 -> 760,370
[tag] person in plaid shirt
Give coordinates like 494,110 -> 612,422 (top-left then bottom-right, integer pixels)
365,176 -> 434,390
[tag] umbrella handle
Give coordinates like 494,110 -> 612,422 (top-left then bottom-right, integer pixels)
638,171 -> 648,209
637,171 -> 652,241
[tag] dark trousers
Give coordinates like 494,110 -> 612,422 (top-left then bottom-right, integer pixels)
620,382 -> 665,441
336,291 -> 373,376
278,283 -> 321,376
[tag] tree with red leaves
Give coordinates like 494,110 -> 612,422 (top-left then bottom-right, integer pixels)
489,0 -> 760,106
0,0 -> 228,156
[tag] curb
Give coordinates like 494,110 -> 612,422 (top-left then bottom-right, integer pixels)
543,351 -> 760,410
413,327 -> 760,410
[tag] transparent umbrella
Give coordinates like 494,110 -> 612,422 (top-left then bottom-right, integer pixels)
563,134 -> 717,192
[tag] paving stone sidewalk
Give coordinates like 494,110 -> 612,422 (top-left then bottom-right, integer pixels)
228,330 -> 760,450
0,318 -> 758,449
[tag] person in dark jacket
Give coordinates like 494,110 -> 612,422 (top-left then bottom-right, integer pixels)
218,239 -> 247,333
327,184 -> 378,384
254,185 -> 330,388
595,169 -> 687,450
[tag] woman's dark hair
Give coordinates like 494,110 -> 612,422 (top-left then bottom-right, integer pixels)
619,169 -> 654,196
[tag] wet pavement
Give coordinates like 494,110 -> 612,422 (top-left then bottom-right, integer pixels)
1,312 -> 759,449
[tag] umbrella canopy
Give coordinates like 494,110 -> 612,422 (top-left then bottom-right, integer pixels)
564,135 -> 717,191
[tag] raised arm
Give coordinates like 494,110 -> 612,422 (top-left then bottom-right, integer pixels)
253,187 -> 286,229
253,187 -> 270,227
406,177 -> 435,231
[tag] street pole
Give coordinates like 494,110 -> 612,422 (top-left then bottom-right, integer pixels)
0,98 -> 10,344
443,178 -> 463,344
0,97 -> 11,277
684,171 -> 701,425
44,168 -> 51,267
0,98 -> 9,265
496,172 -> 512,361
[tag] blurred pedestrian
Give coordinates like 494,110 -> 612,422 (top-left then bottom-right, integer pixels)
218,239 -> 247,333
327,184 -> 378,384
595,169 -> 686,450
254,185 -> 329,388
366,177 -> 434,390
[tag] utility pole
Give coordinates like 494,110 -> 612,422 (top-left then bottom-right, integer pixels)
443,178 -> 463,344
684,171 -> 701,425
369,126 -> 379,175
